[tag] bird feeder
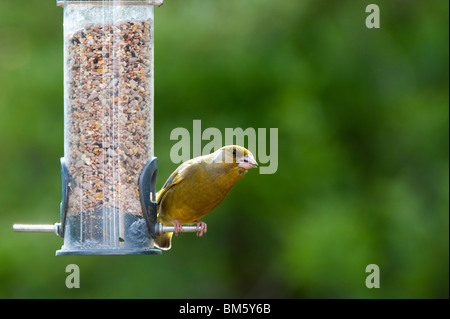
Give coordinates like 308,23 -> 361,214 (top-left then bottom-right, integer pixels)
13,0 -> 199,255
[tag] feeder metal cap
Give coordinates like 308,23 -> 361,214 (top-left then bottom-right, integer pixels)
57,0 -> 164,7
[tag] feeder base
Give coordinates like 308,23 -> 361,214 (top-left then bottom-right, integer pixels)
56,248 -> 162,256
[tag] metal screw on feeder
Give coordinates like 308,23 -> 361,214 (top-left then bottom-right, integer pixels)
12,0 -> 200,255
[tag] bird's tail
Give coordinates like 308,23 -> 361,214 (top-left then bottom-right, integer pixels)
154,231 -> 173,250
154,202 -> 173,250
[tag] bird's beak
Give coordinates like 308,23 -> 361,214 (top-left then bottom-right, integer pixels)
238,154 -> 258,170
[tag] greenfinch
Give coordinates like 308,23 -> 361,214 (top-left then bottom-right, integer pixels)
154,145 -> 258,250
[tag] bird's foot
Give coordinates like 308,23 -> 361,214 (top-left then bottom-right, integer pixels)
195,221 -> 207,237
173,219 -> 183,236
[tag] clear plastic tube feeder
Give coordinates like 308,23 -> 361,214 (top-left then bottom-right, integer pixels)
13,0 -> 165,255
61,0 -> 162,255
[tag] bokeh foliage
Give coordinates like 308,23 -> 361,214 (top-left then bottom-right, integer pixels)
0,0 -> 448,298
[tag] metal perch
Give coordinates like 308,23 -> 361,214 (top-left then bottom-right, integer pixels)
13,223 -> 200,236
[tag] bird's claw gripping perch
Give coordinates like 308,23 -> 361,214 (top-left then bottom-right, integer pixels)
171,219 -> 206,237
195,221 -> 207,237
173,219 -> 183,236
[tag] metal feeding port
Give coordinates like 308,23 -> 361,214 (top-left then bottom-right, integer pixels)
13,0 -> 198,255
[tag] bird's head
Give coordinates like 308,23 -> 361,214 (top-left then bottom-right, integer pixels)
201,145 -> 257,190
210,145 -> 258,172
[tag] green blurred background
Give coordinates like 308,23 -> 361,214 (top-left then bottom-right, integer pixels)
0,0 -> 448,298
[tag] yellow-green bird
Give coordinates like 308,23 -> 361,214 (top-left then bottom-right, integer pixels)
154,145 -> 258,250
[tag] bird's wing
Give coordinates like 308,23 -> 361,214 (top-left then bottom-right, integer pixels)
156,159 -> 196,204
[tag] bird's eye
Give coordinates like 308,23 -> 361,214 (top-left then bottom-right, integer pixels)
232,149 -> 237,157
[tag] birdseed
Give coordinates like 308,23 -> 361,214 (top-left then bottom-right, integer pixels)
65,19 -> 153,217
